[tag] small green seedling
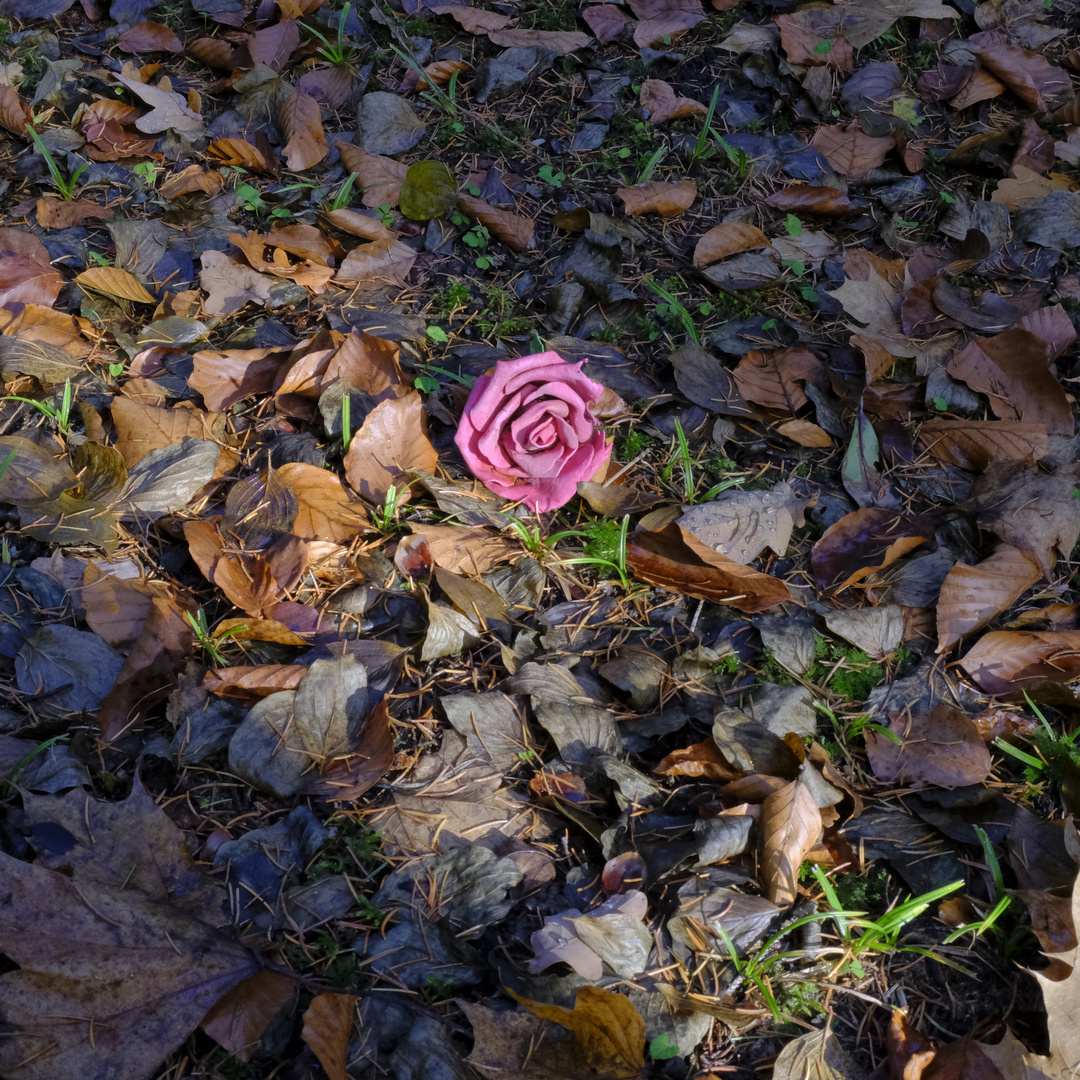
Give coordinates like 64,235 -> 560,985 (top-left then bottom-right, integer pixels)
538,164 -> 565,188
26,125 -> 89,200
185,609 -> 247,666
1,379 -> 75,433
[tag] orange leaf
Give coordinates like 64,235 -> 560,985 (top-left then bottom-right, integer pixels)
693,222 -> 769,267
617,179 -> 696,218
75,266 -> 156,304
301,993 -> 357,1080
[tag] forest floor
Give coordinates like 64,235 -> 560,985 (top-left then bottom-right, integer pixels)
1,0 -> 1080,1077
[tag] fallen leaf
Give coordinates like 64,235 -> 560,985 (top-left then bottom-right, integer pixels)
640,79 -> 706,123
117,20 -> 184,53
810,123 -> 893,180
275,462 -> 371,542
761,778 -> 820,906
764,185 -> 863,218
946,327 -> 1072,435
773,1028 -> 870,1079
865,704 -> 993,788
655,741 -> 742,780
336,141 -> 409,206
75,266 -> 157,304
111,396 -> 221,467
190,346 -> 286,411
0,784 -> 258,1080
457,193 -> 535,251
732,347 -> 824,414
335,237 -> 418,282
200,971 -> 298,1063
812,509 -> 932,596
36,196 -> 116,229
628,0 -> 707,47
617,179 -> 696,218
207,137 -> 272,172
937,546 -> 1043,652
0,81 -> 30,134
959,630 -> 1080,696
677,481 -> 813,564
777,419 -> 833,447
509,985 -> 646,1079
343,391 -> 439,504
160,163 -> 224,198
279,89 -> 328,171
488,28 -> 592,52
301,993 -> 356,1080
582,3 -> 631,41
117,73 -> 204,133
836,0 -> 960,50
918,419 -> 1049,470
199,249 -> 275,315
973,32 -> 1071,111
693,222 -> 769,268
627,523 -> 792,613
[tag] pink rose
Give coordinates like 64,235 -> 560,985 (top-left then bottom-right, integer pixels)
454,351 -> 612,513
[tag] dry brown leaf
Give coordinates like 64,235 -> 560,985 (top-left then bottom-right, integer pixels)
456,194 -> 535,252
640,79 -> 706,123
951,68 -> 1006,110
406,523 -> 519,575
732,347 -> 824,414
190,347 -> 286,412
487,28 -> 592,52
343,391 -> 439,504
319,207 -> 397,241
199,250 -> 276,316
617,180 -> 696,218
117,21 -> 184,53
693,222 -> 769,268
629,0 -> 707,47
583,3 -> 631,41
160,164 -> 224,199
36,197 -> 116,230
275,462 -> 372,542
626,523 -> 792,613
430,4 -> 512,33
335,141 -> 408,207
918,418 -> 1048,470
75,266 -> 157,304
764,185 -> 863,218
200,972 -> 298,1064
809,123 -> 893,180
973,34 -> 1071,111
865,704 -> 993,788
326,331 -> 406,401
207,138 -> 271,172
111,396 -> 221,467
654,741 -> 742,780
279,90 -> 328,171
229,231 -> 334,289
3,304 -> 89,353
775,16 -> 853,69
301,993 -> 356,1080
335,237 -> 417,283
761,779 -> 820,906
937,545 -> 1043,652
203,664 -> 308,698
960,630 -> 1080,696
777,420 -> 833,447
946,326 -> 1072,435
0,83 -> 30,135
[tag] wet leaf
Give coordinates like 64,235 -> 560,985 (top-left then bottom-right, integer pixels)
677,481 -> 813,564
937,545 -> 1043,652
959,630 -> 1080,696
812,509 -> 932,596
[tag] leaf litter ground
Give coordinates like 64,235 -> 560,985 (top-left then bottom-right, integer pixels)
1,0 -> 1080,1077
